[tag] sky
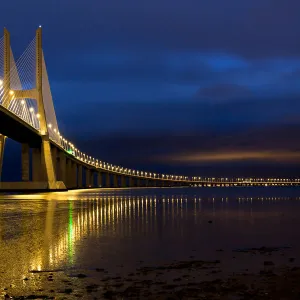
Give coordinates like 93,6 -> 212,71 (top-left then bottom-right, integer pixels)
1,0 -> 300,178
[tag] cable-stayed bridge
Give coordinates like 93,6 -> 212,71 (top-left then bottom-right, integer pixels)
0,28 -> 299,191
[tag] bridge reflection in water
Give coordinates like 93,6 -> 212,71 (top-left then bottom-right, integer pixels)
1,189 -> 300,288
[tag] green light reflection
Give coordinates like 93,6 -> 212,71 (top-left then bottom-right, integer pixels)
68,201 -> 74,264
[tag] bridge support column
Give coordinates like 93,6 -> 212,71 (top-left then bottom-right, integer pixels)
129,177 -> 134,187
32,148 -> 41,181
97,172 -> 102,187
71,161 -> 77,188
0,135 -> 6,181
136,178 -> 141,187
105,173 -> 110,187
41,138 -> 57,188
90,170 -> 94,187
86,168 -> 91,187
21,144 -> 30,181
51,147 -> 58,178
78,164 -> 83,188
59,151 -> 66,184
113,174 -> 118,188
65,158 -> 72,188
121,175 -> 126,188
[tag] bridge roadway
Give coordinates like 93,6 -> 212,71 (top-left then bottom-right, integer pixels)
1,103 -> 300,190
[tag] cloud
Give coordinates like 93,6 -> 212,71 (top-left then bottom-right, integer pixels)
195,84 -> 253,101
67,122 -> 300,178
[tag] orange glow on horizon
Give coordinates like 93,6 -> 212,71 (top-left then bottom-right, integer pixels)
162,151 -> 300,163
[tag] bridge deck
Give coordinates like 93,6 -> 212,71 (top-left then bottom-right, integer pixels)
0,106 -> 41,147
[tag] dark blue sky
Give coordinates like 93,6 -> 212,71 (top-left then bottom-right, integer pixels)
2,0 -> 300,177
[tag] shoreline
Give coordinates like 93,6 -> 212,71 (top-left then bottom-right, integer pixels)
2,246 -> 300,299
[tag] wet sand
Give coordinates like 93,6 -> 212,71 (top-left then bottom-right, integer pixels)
2,246 -> 300,299
1,188 -> 300,299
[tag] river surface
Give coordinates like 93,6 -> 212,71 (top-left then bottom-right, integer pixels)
1,187 -> 300,298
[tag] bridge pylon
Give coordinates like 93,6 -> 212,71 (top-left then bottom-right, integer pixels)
0,28 -> 66,190
34,27 -> 59,189
0,28 -> 10,181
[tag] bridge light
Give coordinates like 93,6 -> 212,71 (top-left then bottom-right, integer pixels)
29,107 -> 34,112
0,79 -> 3,86
36,113 -> 40,119
48,123 -> 52,128
9,90 -> 14,95
21,100 -> 25,105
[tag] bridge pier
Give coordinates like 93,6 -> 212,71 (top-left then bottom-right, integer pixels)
0,135 -> 5,181
129,176 -> 134,187
85,168 -> 91,187
66,159 -> 72,188
121,175 -> 126,188
21,144 -> 30,181
41,138 -> 57,189
51,147 -> 58,177
97,172 -> 102,187
105,173 -> 110,187
59,151 -> 66,183
32,148 -> 42,181
71,161 -> 77,188
113,174 -> 118,188
90,170 -> 95,187
78,164 -> 83,188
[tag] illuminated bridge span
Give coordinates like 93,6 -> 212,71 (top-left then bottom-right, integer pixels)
0,28 -> 299,190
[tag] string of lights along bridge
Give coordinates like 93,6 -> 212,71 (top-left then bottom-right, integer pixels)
0,28 -> 299,190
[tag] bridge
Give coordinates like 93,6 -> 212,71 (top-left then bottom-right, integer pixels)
0,28 -> 299,191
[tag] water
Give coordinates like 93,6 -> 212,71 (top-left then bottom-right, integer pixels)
1,187 -> 300,298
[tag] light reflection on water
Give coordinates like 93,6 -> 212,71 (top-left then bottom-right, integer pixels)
1,187 -> 300,285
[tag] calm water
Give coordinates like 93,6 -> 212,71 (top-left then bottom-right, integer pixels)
1,187 -> 300,294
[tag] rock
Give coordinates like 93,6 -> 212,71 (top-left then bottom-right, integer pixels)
103,290 -> 114,298
263,261 -> 274,266
77,273 -> 87,278
86,284 -> 99,292
259,270 -> 275,276
95,268 -> 105,272
26,295 -> 49,299
173,278 -> 181,281
208,220 -> 213,223
64,288 -> 73,294
289,258 -> 295,262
